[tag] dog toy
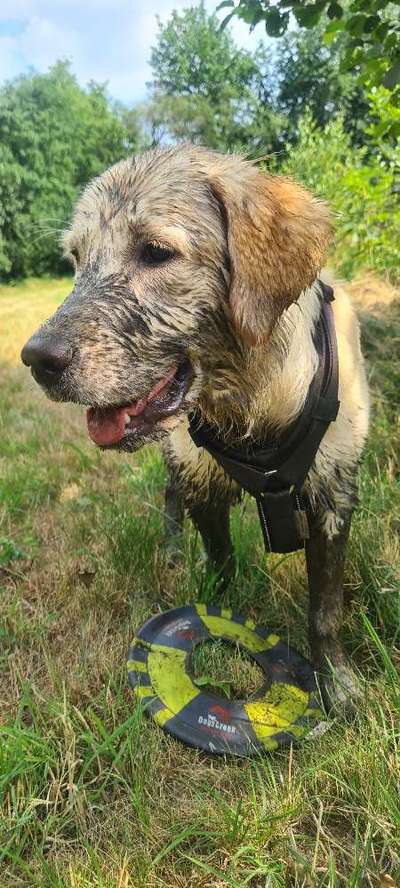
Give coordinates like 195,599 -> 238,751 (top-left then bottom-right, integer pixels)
127,605 -> 322,756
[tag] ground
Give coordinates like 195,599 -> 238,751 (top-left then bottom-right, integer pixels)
0,275 -> 399,887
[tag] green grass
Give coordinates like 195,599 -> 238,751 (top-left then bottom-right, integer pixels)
0,276 -> 399,886
191,639 -> 265,700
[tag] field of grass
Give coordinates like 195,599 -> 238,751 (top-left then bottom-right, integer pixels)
0,275 -> 399,887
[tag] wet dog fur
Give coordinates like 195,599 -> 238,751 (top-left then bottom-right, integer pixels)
21,145 -> 370,711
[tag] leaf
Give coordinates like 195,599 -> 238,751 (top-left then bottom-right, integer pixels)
216,0 -> 235,8
363,13 -> 380,34
249,8 -> 267,29
264,8 -> 289,36
363,58 -> 382,74
236,2 -> 263,25
193,675 -> 212,686
375,21 -> 390,42
325,17 -> 345,32
193,675 -> 231,696
347,13 -> 367,37
294,4 -> 324,28
383,63 -> 400,90
323,18 -> 346,43
219,11 -> 236,29
327,2 -> 343,19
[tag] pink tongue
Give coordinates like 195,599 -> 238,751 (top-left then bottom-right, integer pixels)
86,404 -> 133,446
86,366 -> 177,446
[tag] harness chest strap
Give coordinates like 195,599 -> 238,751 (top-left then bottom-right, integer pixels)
188,281 -> 340,555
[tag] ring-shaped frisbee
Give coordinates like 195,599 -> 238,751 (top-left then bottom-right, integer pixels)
127,605 -> 322,756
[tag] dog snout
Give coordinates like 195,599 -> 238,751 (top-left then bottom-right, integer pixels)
21,333 -> 73,385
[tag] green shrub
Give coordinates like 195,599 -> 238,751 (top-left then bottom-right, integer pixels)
281,90 -> 400,282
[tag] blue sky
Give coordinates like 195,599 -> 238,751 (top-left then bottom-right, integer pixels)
0,1 -> 261,105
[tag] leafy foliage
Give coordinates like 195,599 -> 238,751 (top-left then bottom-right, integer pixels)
147,2 -> 286,152
0,7 -> 397,283
281,89 -> 400,281
0,61 -> 140,280
219,1 -> 400,98
271,23 -> 370,145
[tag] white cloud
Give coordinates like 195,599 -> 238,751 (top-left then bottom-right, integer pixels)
0,1 -> 264,103
19,14 -> 81,69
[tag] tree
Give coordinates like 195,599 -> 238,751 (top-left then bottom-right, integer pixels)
272,24 -> 370,145
0,61 -> 141,279
219,1 -> 400,109
147,2 -> 286,153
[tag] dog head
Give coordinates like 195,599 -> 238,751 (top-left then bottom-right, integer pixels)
21,145 -> 331,451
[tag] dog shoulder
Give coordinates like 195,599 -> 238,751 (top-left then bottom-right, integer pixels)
321,272 -> 370,453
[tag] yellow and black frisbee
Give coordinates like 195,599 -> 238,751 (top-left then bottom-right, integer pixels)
127,605 -> 322,756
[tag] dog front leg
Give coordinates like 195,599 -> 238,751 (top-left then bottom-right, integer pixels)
306,516 -> 361,713
188,496 -> 235,589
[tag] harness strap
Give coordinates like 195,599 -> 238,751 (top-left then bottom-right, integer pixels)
188,281 -> 340,554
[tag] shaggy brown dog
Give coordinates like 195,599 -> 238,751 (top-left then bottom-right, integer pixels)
21,145 -> 369,711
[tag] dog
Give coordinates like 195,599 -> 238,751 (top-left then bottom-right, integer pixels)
21,145 -> 369,711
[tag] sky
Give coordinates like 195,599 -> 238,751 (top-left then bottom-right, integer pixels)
0,0 -> 262,105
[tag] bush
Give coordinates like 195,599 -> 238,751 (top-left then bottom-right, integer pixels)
281,90 -> 400,282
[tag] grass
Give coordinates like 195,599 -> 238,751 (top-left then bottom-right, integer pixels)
0,274 -> 399,886
191,639 -> 265,700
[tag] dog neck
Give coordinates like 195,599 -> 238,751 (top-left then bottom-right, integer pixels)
197,283 -> 321,445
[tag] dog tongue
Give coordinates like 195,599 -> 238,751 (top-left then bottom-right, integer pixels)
86,366 -> 177,446
86,404 -> 136,446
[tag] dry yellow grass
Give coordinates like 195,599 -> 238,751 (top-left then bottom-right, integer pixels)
347,271 -> 400,314
0,276 -> 71,365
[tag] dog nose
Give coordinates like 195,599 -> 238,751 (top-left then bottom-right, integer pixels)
21,334 -> 73,379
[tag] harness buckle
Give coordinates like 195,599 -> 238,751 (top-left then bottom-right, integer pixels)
257,488 -> 309,554
294,508 -> 310,540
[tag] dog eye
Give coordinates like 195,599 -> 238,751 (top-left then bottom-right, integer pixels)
141,242 -> 176,265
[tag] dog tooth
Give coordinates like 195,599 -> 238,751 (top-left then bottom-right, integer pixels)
124,413 -> 131,427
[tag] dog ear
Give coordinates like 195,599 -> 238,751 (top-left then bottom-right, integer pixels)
210,168 -> 332,346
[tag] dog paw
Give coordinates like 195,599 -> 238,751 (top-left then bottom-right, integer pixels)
320,663 -> 363,718
164,544 -> 185,569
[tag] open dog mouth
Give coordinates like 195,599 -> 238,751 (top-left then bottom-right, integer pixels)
86,359 -> 193,448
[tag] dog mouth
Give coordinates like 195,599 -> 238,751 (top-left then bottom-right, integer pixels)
86,359 -> 194,448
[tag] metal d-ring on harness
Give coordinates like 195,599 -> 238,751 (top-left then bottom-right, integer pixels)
188,281 -> 340,555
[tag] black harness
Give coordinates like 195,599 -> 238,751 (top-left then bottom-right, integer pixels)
188,281 -> 340,554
